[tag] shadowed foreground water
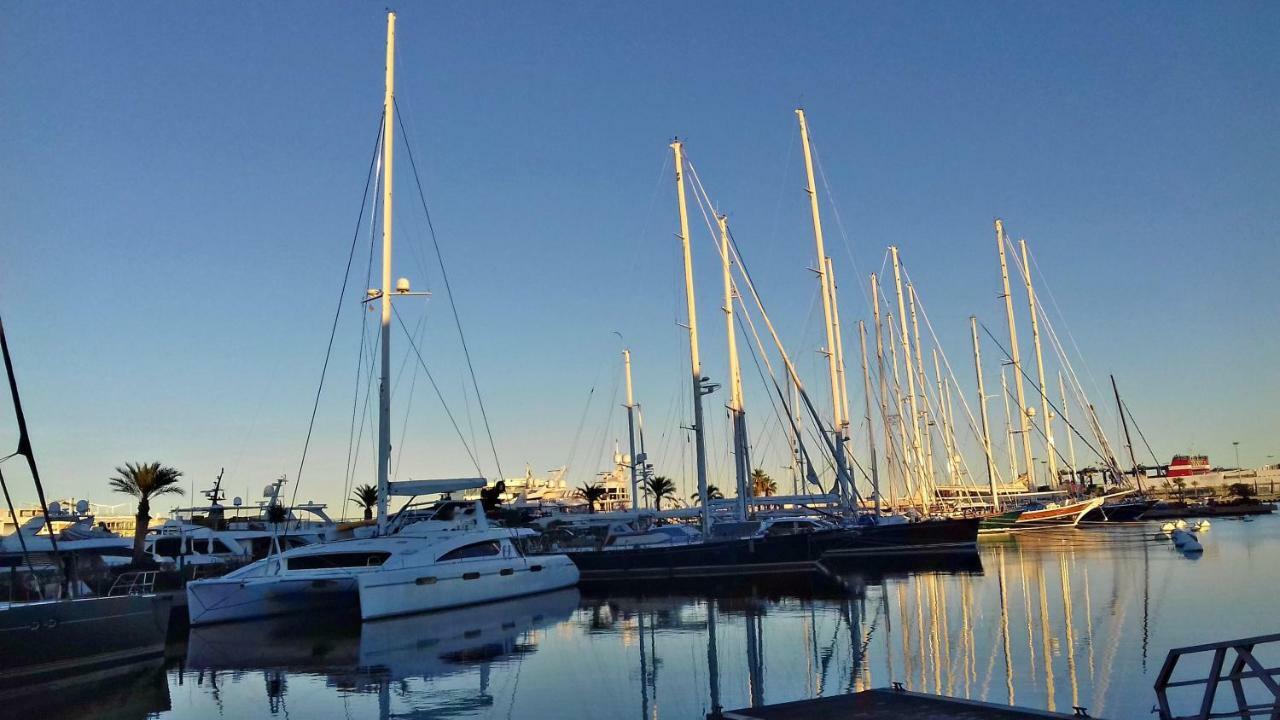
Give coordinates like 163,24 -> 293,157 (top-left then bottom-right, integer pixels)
33,516 -> 1280,719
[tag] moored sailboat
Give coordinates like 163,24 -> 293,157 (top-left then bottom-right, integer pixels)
186,12 -> 577,625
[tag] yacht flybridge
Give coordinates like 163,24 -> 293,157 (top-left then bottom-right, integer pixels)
186,12 -> 576,625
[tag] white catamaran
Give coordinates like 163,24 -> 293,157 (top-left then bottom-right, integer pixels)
186,12 -> 577,625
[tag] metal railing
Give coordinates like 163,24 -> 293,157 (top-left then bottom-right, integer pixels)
107,569 -> 158,597
1155,633 -> 1280,719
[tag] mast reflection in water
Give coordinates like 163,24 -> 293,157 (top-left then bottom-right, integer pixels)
39,516 -> 1280,720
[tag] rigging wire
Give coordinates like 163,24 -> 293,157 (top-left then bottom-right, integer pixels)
341,154 -> 385,521
394,102 -> 505,481
1121,400 -> 1162,468
392,305 -> 485,475
290,113 -> 384,517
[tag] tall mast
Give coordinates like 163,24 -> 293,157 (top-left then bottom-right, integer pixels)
376,11 -> 397,534
996,220 -> 1034,486
671,140 -> 710,534
908,285 -> 936,491
1000,367 -> 1019,487
886,310 -> 916,510
828,259 -> 853,441
871,274 -> 895,512
859,320 -> 880,515
944,375 -> 959,484
719,214 -> 750,520
828,257 -> 854,502
971,317 -> 999,511
1019,239 -> 1057,488
933,349 -> 953,485
790,377 -> 803,495
623,349 -> 639,510
795,108 -> 851,500
1111,374 -> 1142,492
890,248 -> 927,513
1058,371 -> 1078,485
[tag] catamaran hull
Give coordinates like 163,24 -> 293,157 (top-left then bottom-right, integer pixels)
185,575 -> 359,626
356,554 -> 579,621
0,594 -> 171,694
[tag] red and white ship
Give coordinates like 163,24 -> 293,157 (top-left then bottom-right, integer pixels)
1167,454 -> 1213,479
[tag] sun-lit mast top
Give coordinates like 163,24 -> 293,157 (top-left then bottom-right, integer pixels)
376,11 -> 397,533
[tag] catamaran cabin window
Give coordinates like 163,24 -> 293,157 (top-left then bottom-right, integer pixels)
286,552 -> 391,570
438,541 -> 501,561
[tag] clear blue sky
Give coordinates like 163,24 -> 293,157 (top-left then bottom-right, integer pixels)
2,1 -> 1277,515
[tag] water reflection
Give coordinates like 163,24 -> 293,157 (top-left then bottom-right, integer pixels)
183,589 -> 579,719
61,517 -> 1280,719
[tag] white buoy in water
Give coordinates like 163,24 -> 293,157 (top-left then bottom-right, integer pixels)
1194,520 -> 1211,532
1161,522 -> 1176,533
1175,519 -> 1189,529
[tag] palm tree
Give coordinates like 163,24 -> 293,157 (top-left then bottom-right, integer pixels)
352,483 -> 379,521
690,485 -> 724,503
577,483 -> 608,513
645,476 -> 677,511
751,468 -> 777,497
109,462 -> 184,564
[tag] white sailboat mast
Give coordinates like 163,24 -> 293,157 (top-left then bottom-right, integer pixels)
995,219 -> 1035,486
376,11 -> 397,534
971,316 -> 999,511
624,349 -> 639,510
795,108 -> 851,500
718,214 -> 750,520
908,284 -> 936,493
858,320 -> 880,515
1020,239 -> 1057,488
890,247 -> 928,513
670,140 -> 710,534
1059,371 -> 1078,484
871,274 -> 896,512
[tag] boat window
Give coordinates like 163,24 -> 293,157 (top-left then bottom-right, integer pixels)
438,540 -> 501,562
286,552 -> 391,570
153,537 -> 184,557
211,539 -> 235,554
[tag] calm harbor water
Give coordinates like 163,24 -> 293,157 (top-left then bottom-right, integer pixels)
36,516 -> 1280,719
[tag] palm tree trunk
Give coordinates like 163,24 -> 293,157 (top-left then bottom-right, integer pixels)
364,506 -> 372,521
132,498 -> 150,565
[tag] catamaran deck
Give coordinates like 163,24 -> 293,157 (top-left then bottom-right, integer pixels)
714,688 -> 1097,719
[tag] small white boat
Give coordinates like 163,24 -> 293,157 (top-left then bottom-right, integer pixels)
1160,522 -> 1176,533
1193,520 -> 1210,532
1175,519 -> 1189,529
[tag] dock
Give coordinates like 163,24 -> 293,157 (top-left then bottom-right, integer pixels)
714,688 -> 1095,720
